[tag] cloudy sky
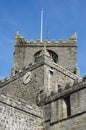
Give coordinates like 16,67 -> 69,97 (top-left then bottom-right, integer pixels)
0,0 -> 86,79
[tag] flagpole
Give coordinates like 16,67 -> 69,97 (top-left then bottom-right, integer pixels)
40,9 -> 43,42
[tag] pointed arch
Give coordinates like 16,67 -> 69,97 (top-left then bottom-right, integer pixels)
34,50 -> 58,63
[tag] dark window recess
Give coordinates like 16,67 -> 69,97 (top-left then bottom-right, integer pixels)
64,96 -> 71,116
34,50 -> 58,63
48,50 -> 58,63
73,70 -> 76,74
34,50 -> 41,62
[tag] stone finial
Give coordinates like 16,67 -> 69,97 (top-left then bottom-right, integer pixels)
16,30 -> 20,38
69,32 -> 77,40
74,32 -> 77,39
15,31 -> 26,44
16,31 -> 24,39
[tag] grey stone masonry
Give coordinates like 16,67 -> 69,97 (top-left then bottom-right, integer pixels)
0,95 -> 43,130
0,32 -> 85,130
0,50 -> 81,104
0,62 -> 45,105
43,79 -> 86,130
14,33 -> 79,76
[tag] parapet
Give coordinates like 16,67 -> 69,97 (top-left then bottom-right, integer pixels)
0,59 -> 45,89
0,94 -> 43,118
15,32 -> 78,46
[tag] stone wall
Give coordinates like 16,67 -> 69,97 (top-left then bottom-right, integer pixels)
43,60 -> 81,96
14,39 -> 78,74
43,80 -> 86,130
0,55 -> 81,104
0,63 -> 44,105
0,95 -> 43,130
45,113 -> 86,130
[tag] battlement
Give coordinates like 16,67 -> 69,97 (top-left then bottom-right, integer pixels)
0,60 -> 44,88
15,32 -> 77,46
44,78 -> 86,104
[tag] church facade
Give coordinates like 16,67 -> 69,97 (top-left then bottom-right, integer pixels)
0,32 -> 86,130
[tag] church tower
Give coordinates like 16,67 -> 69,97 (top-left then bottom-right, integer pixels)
0,31 -> 85,130
13,32 -> 80,76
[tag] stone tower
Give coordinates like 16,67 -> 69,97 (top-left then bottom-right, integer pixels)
0,32 -> 85,130
13,32 -> 80,76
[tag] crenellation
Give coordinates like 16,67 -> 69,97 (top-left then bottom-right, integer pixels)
58,40 -> 64,44
51,40 -> 56,43
29,40 -> 35,43
44,80 -> 86,104
0,80 -> 5,85
15,40 -> 78,46
15,35 -> 78,45
36,39 -> 41,43
43,40 -> 48,43
82,75 -> 86,81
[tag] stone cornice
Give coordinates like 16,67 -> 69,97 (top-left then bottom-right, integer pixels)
45,81 -> 86,104
0,95 -> 43,118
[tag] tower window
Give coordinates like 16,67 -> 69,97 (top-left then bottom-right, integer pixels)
62,96 -> 71,119
34,50 -> 41,62
63,96 -> 71,117
34,50 -> 58,63
47,50 -> 58,63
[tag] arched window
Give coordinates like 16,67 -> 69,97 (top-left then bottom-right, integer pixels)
34,50 -> 58,63
34,50 -> 41,62
47,50 -> 58,63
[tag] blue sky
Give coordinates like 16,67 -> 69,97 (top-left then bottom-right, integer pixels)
0,0 -> 86,79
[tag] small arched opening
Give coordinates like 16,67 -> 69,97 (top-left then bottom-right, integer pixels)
47,50 -> 58,63
34,50 -> 41,62
34,50 -> 58,63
